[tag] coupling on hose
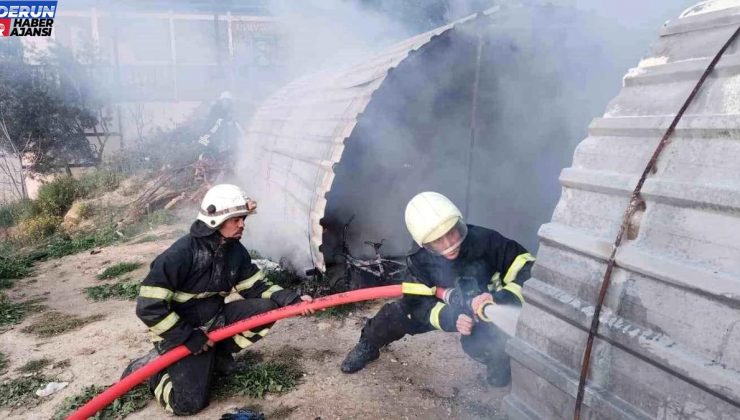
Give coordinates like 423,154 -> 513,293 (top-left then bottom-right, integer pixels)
442,285 -> 494,320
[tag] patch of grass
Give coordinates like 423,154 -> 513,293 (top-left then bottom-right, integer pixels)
0,293 -> 44,327
96,262 -> 142,280
0,374 -> 51,408
0,255 -> 32,282
17,358 -> 52,374
212,358 -> 303,399
84,281 -> 139,302
0,352 -> 8,375
52,383 -> 150,420
21,311 -> 99,337
33,227 -> 120,260
314,303 -> 357,319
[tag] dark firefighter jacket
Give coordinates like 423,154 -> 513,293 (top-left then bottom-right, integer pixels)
197,101 -> 238,160
135,220 -> 300,351
402,224 -> 534,333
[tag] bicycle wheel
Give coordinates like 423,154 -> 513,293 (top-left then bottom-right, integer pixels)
380,260 -> 408,285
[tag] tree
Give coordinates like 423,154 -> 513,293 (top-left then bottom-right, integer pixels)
38,40 -> 114,167
0,39 -> 101,197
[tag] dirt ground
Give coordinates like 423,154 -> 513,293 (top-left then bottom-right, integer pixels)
0,225 -> 508,420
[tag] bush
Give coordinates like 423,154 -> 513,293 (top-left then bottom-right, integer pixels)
0,199 -> 39,228
36,176 -> 80,216
77,170 -> 121,198
0,256 -> 32,281
18,214 -> 62,239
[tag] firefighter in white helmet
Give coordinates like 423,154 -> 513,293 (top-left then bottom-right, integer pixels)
123,184 -> 314,415
341,192 -> 535,386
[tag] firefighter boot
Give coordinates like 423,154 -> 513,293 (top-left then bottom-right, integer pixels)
341,337 -> 380,373
120,348 -> 159,380
215,350 -> 237,376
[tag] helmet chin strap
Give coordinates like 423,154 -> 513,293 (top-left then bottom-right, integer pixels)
436,240 -> 463,257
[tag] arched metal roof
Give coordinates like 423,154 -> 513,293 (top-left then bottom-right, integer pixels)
242,9 -> 494,270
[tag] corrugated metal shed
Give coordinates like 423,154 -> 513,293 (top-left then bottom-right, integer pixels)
242,10 -> 490,270
506,2 -> 740,419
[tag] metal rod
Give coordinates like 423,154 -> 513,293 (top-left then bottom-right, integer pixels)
573,24 -> 740,420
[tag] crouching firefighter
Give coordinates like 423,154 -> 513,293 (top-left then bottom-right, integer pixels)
122,184 -> 314,415
341,192 -> 534,386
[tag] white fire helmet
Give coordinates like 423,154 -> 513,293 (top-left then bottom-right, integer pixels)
404,192 -> 468,256
197,184 -> 253,228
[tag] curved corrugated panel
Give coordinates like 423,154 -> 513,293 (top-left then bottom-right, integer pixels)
507,2 -> 740,419
242,9 -> 493,270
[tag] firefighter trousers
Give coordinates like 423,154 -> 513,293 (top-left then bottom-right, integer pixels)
149,298 -> 277,415
362,300 -> 510,369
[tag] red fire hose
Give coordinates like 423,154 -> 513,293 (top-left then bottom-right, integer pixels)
68,285 -> 446,420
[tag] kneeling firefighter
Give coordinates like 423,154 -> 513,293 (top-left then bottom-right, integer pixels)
341,192 -> 534,386
123,184 -> 314,415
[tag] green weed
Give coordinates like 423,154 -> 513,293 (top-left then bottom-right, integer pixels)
0,199 -> 39,228
17,358 -> 52,374
52,383 -> 150,420
212,357 -> 303,399
0,256 -> 32,282
0,294 -> 45,327
21,311 -> 98,337
96,262 -> 142,280
77,170 -> 122,198
33,227 -> 120,260
85,281 -> 139,302
0,352 -> 8,375
0,374 -> 52,408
